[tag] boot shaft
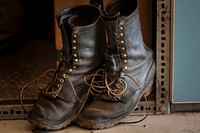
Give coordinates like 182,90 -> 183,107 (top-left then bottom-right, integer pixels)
101,0 -> 155,92
56,5 -> 106,75
102,0 -> 153,73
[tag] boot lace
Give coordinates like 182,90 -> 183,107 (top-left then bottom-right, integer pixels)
84,69 -> 127,97
20,50 -> 82,115
84,60 -> 155,125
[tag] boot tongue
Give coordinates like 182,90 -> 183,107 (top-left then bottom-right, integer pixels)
102,11 -> 121,21
106,53 -> 122,78
101,53 -> 124,101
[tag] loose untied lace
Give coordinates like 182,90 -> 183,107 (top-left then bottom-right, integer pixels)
83,60 -> 155,125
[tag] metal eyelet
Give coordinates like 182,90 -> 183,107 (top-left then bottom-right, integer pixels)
73,34 -> 77,38
63,74 -> 67,78
60,79 -> 64,83
124,66 -> 128,70
120,21 -> 125,25
74,54 -> 77,57
57,84 -> 61,88
73,46 -> 77,50
73,40 -> 76,43
74,29 -> 78,34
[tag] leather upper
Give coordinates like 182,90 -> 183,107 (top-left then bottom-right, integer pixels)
28,4 -> 106,129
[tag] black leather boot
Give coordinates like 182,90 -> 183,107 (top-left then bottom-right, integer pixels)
77,0 -> 156,129
27,4 -> 106,130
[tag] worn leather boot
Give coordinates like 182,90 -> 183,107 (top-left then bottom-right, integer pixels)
77,0 -> 156,129
27,4 -> 106,130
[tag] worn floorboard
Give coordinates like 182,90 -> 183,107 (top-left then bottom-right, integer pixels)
0,112 -> 200,133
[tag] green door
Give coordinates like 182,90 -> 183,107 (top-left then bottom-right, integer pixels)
173,0 -> 200,103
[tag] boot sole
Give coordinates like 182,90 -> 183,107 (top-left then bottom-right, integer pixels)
76,79 -> 155,130
27,105 -> 81,130
27,115 -> 75,131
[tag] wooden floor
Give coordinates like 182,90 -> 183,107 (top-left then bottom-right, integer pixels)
0,112 -> 200,133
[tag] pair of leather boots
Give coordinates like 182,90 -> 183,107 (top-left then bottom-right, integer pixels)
27,0 -> 155,130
